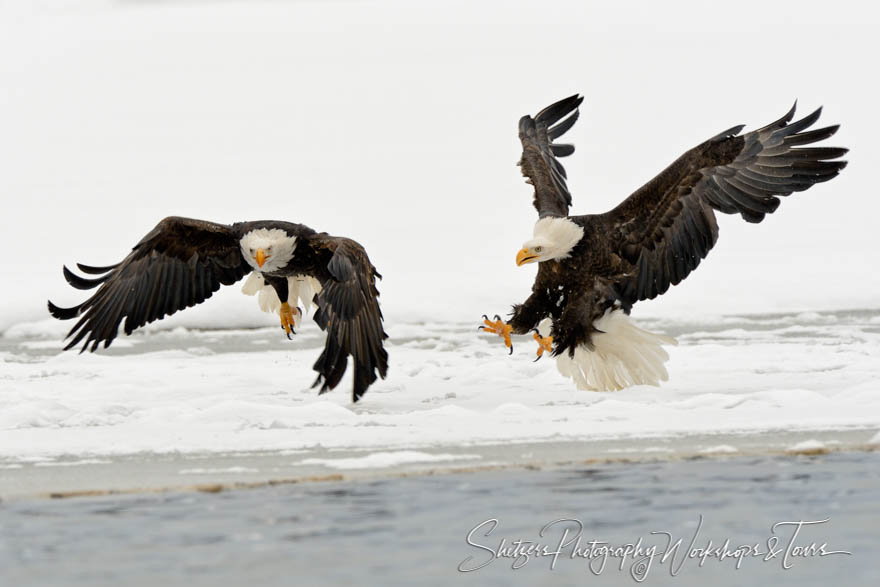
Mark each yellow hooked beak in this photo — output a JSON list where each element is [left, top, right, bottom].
[[256, 249, 268, 268], [516, 248, 538, 266]]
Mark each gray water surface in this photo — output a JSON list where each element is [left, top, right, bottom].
[[2, 451, 877, 587]]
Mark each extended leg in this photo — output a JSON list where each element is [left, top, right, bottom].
[[532, 331, 553, 362], [479, 314, 514, 354], [265, 276, 301, 340], [279, 302, 301, 339]]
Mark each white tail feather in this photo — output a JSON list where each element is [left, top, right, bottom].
[[543, 310, 678, 391], [241, 272, 322, 328]]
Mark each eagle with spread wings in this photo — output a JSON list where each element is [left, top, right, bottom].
[[49, 218, 388, 401], [481, 95, 847, 391]]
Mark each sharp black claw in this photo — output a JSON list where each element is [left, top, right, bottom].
[[533, 355, 542, 363], [508, 345, 514, 356], [494, 314, 502, 321], [481, 314, 489, 321], [478, 325, 485, 331]]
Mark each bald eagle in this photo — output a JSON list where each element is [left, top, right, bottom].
[[481, 95, 847, 391], [48, 217, 388, 401]]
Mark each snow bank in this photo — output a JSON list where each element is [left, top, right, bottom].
[[1, 311, 879, 463]]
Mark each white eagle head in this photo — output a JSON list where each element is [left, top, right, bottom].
[[240, 228, 297, 273], [516, 217, 584, 266]]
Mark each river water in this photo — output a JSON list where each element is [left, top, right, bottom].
[[2, 450, 877, 586]]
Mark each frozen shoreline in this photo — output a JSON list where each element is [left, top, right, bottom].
[[2, 428, 878, 501]]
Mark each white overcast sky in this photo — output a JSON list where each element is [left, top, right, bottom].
[[1, 0, 877, 330]]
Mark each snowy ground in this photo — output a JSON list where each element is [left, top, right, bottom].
[[2, 308, 879, 492]]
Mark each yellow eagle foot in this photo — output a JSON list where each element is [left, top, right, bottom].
[[532, 331, 553, 362], [479, 314, 514, 355], [279, 302, 301, 339]]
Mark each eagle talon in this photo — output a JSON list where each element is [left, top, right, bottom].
[[279, 302, 299, 338], [480, 314, 514, 353], [533, 331, 553, 361]]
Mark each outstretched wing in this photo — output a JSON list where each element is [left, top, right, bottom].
[[48, 216, 249, 351], [602, 103, 847, 306], [518, 94, 583, 218], [309, 236, 388, 402]]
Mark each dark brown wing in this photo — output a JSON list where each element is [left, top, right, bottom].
[[309, 236, 388, 402], [518, 94, 583, 218], [48, 216, 249, 351], [601, 103, 847, 306]]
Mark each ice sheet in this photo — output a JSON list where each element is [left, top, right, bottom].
[[1, 310, 878, 464]]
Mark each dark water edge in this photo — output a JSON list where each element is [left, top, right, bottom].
[[2, 451, 878, 587]]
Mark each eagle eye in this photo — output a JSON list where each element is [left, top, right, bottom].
[[534, 246, 544, 253]]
